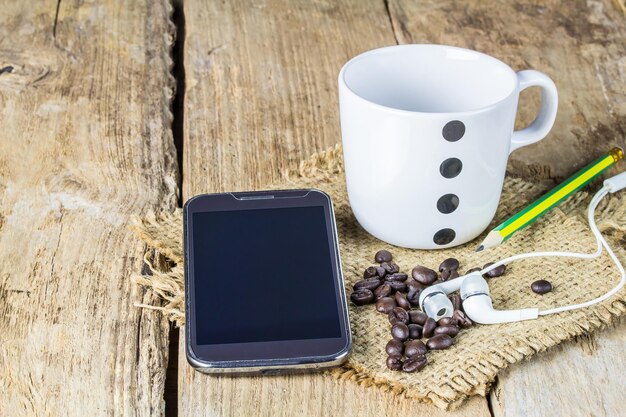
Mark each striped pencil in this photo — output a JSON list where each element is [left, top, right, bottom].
[[476, 147, 624, 252]]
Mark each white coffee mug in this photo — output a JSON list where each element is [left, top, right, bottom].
[[338, 44, 558, 249]]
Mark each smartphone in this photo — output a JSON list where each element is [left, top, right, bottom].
[[183, 189, 351, 374]]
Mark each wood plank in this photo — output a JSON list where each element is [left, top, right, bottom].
[[387, 0, 626, 415], [181, 0, 394, 192], [179, 359, 490, 416], [179, 0, 490, 415], [0, 1, 177, 415], [490, 322, 626, 417]]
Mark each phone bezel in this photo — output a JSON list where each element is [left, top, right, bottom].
[[183, 189, 351, 373]]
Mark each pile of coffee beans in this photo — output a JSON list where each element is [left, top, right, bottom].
[[350, 250, 508, 373]]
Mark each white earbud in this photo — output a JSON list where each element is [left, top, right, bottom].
[[460, 274, 538, 324], [419, 273, 539, 324], [418, 274, 472, 321]]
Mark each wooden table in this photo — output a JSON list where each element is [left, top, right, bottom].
[[1, 1, 624, 416]]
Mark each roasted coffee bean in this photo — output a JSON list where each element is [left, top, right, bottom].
[[353, 277, 381, 291], [406, 291, 421, 307], [385, 280, 407, 293], [385, 339, 404, 356], [422, 318, 437, 338], [376, 297, 396, 313], [439, 257, 459, 271], [439, 258, 460, 280], [350, 289, 374, 305], [363, 266, 378, 278], [408, 324, 423, 339], [453, 310, 473, 328], [402, 355, 427, 373], [434, 325, 460, 337], [391, 323, 410, 341], [411, 265, 438, 285], [389, 307, 410, 325], [387, 273, 408, 282], [375, 250, 393, 263], [442, 270, 460, 281], [437, 317, 457, 327], [406, 279, 425, 294], [409, 310, 428, 325], [449, 293, 462, 311], [466, 267, 481, 274], [394, 292, 411, 310], [386, 355, 403, 371], [404, 340, 428, 357], [427, 334, 454, 350], [381, 261, 400, 274], [483, 262, 506, 277], [531, 279, 553, 294], [406, 282, 424, 304], [375, 266, 387, 278], [374, 283, 392, 300]]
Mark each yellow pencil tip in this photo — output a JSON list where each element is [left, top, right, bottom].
[[475, 245, 484, 252]]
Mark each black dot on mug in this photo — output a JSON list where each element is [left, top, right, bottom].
[[433, 228, 456, 245], [439, 158, 463, 178], [442, 120, 465, 142], [437, 194, 460, 214]]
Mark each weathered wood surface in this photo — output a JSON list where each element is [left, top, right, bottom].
[[1, 0, 624, 416], [490, 321, 626, 417], [181, 0, 397, 192], [0, 1, 177, 416], [181, 0, 625, 416]]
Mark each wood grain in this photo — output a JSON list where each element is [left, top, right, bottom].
[[0, 1, 177, 415], [179, 0, 490, 415], [387, 1, 626, 416], [179, 348, 490, 416], [181, 0, 395, 192], [490, 321, 626, 417]]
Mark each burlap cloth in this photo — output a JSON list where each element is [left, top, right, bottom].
[[131, 145, 626, 410]]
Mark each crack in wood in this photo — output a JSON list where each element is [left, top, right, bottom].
[[45, 211, 64, 296], [7, 289, 31, 296], [383, 0, 400, 44], [164, 325, 179, 417], [207, 45, 225, 56], [53, 0, 61, 39], [486, 376, 498, 417], [172, 0, 186, 209], [135, 303, 143, 363], [163, 1, 186, 415]]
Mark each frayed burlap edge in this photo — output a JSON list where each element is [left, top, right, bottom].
[[129, 144, 626, 410]]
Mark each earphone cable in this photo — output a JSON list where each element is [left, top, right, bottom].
[[539, 187, 625, 315], [477, 186, 626, 316]]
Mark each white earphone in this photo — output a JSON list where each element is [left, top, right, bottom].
[[419, 171, 626, 325]]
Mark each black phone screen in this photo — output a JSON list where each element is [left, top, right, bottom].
[[191, 205, 342, 346]]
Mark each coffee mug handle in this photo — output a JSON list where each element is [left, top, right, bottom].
[[510, 70, 558, 154]]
